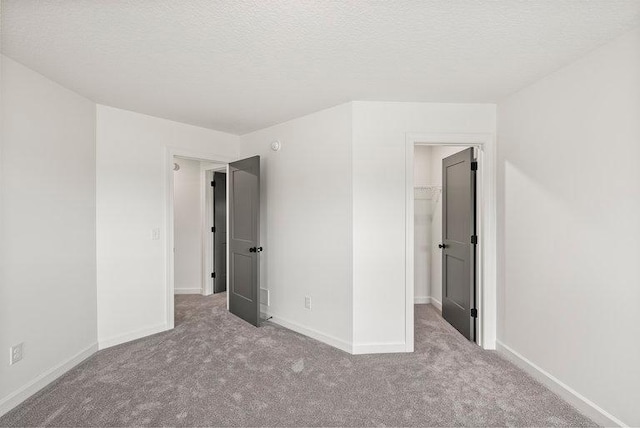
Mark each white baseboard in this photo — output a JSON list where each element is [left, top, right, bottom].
[[266, 314, 352, 354], [429, 297, 442, 311], [352, 342, 408, 354], [414, 296, 442, 311], [268, 313, 407, 356], [98, 323, 169, 350], [174, 287, 202, 295], [0, 342, 98, 418], [496, 340, 625, 427], [414, 296, 429, 304]]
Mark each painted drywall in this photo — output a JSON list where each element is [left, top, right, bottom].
[[239, 103, 353, 352], [429, 146, 469, 304], [413, 146, 432, 301], [497, 28, 640, 426], [173, 158, 202, 294], [352, 101, 496, 351], [413, 146, 432, 187], [0, 56, 97, 414], [96, 106, 239, 348]]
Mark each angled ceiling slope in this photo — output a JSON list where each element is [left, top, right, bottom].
[[2, 0, 640, 134]]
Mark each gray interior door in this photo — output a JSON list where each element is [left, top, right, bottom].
[[228, 156, 261, 327], [213, 171, 227, 293], [441, 147, 477, 341]]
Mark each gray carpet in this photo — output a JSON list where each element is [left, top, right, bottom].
[[0, 294, 594, 427]]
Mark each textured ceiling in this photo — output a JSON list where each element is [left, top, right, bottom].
[[2, 1, 640, 134]]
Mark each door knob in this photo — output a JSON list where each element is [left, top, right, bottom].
[[256, 247, 263, 252], [249, 247, 263, 253], [438, 243, 446, 249]]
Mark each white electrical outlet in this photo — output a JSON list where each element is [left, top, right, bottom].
[[304, 296, 311, 310], [151, 228, 160, 240], [10, 343, 23, 365]]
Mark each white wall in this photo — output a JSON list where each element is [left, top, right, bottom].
[[0, 56, 97, 414], [96, 106, 239, 348], [239, 103, 353, 352], [352, 101, 496, 352], [413, 146, 432, 186], [428, 146, 468, 304], [173, 158, 202, 294], [413, 146, 432, 302], [497, 28, 640, 426]]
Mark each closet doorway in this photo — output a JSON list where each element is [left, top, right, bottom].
[[405, 132, 496, 349]]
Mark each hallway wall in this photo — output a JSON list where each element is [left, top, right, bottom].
[[173, 158, 203, 294]]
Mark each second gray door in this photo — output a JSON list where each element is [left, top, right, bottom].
[[441, 147, 477, 341], [213, 171, 227, 293]]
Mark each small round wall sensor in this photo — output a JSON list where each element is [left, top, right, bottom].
[[270, 140, 281, 151]]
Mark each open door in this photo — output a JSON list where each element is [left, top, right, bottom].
[[441, 148, 477, 341], [213, 171, 227, 293], [228, 156, 261, 327]]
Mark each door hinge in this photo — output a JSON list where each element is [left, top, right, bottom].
[[211, 181, 215, 187], [211, 226, 215, 233], [471, 308, 478, 318], [211, 272, 216, 278], [471, 161, 478, 171], [471, 235, 478, 245]]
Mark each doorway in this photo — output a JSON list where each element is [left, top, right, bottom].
[[413, 146, 476, 340], [166, 149, 234, 330], [172, 157, 227, 303], [405, 133, 497, 350], [166, 149, 263, 330]]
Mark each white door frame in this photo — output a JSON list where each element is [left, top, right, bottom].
[[405, 133, 496, 350], [165, 147, 236, 329]]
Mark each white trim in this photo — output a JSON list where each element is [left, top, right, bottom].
[[0, 343, 98, 417], [166, 148, 236, 331], [496, 340, 626, 427], [429, 297, 442, 311], [405, 133, 497, 350], [98, 323, 168, 350], [174, 287, 202, 295], [267, 314, 352, 354], [414, 296, 442, 311], [352, 342, 407, 355]]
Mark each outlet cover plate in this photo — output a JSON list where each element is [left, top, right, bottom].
[[10, 343, 23, 365]]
